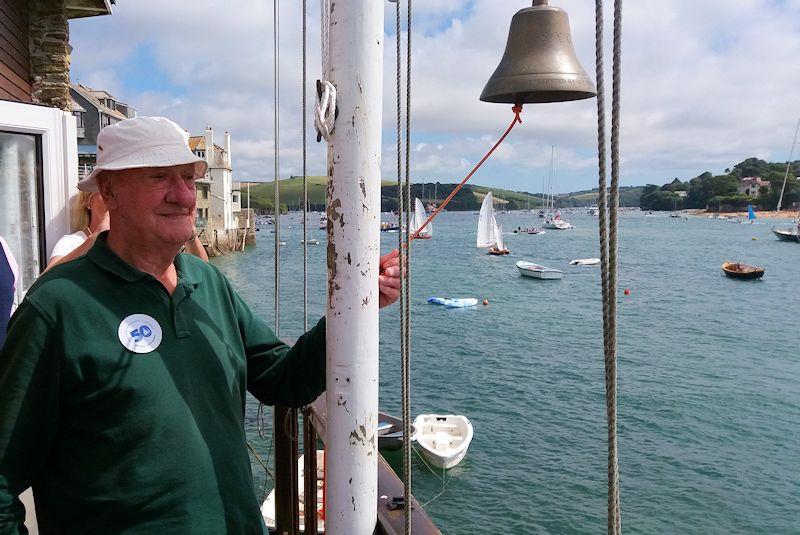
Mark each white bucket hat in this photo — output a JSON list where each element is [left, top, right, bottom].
[[77, 116, 208, 192]]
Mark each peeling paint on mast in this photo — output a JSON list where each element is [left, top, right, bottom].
[[324, 0, 383, 533]]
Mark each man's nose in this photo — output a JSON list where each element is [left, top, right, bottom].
[[166, 177, 196, 207]]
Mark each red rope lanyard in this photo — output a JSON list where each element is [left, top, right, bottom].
[[409, 104, 523, 242]]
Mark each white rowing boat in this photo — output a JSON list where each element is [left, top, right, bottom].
[[516, 261, 563, 279], [569, 258, 600, 266], [413, 414, 473, 470]]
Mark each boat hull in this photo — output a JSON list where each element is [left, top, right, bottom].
[[419, 445, 468, 470], [516, 261, 563, 279], [378, 411, 417, 451], [722, 262, 764, 280], [413, 414, 473, 470], [771, 227, 800, 242]]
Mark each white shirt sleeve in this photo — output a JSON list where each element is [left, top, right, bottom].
[[49, 231, 88, 260]]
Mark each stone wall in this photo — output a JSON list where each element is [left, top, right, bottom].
[[29, 0, 71, 111]]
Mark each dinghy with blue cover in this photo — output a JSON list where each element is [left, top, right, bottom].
[[427, 297, 479, 308]]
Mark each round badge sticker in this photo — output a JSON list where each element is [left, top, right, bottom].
[[118, 314, 163, 354]]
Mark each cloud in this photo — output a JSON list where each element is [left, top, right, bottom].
[[69, 0, 800, 192]]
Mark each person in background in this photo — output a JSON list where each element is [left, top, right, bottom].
[[0, 116, 400, 533], [47, 189, 208, 272], [0, 237, 18, 347], [46, 191, 109, 271]]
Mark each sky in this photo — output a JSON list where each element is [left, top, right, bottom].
[[69, 0, 800, 194]]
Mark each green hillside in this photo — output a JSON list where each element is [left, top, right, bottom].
[[246, 176, 641, 213]]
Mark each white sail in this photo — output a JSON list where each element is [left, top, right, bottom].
[[495, 223, 505, 251], [414, 198, 431, 236], [477, 192, 495, 248]]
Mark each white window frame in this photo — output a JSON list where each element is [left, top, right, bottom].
[[0, 100, 78, 260]]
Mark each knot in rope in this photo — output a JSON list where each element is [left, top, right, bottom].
[[512, 103, 523, 123], [314, 80, 337, 142]]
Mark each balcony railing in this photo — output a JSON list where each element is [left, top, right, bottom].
[[270, 396, 441, 535]]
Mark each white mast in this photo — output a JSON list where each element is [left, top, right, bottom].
[[325, 1, 383, 533], [777, 117, 800, 213]]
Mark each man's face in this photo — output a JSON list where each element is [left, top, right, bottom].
[[100, 164, 198, 247]]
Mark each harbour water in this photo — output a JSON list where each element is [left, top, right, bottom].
[[213, 210, 800, 534]]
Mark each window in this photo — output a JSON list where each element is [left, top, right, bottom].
[[73, 111, 84, 128], [232, 193, 239, 203], [0, 101, 77, 299], [0, 131, 45, 298]]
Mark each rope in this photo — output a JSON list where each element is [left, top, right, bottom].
[[402, 1, 413, 533], [247, 440, 275, 482], [411, 445, 452, 508], [409, 105, 523, 242], [302, 0, 308, 332], [273, 0, 281, 338], [394, 2, 413, 533], [320, 0, 330, 79], [314, 81, 337, 142], [596, 1, 623, 533]]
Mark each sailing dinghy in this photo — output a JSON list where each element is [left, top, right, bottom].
[[413, 414, 473, 470], [477, 192, 509, 255], [412, 198, 432, 239]]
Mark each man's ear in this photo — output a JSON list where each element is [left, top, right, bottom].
[[96, 172, 117, 210]]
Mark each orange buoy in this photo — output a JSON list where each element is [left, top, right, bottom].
[[482, 298, 489, 305], [624, 288, 631, 295]]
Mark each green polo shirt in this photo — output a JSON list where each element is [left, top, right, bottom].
[[0, 233, 326, 534]]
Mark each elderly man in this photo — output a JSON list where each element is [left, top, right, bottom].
[[0, 117, 401, 534]]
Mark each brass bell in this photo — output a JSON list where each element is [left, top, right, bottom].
[[480, 0, 596, 104]]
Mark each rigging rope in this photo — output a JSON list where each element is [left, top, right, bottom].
[[402, 1, 413, 534], [595, 1, 623, 533], [302, 0, 308, 332], [394, 1, 413, 533], [273, 0, 281, 338]]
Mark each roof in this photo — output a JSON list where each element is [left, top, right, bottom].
[[70, 84, 128, 121], [65, 0, 115, 20], [90, 89, 115, 100], [71, 98, 86, 113], [741, 176, 770, 185], [188, 136, 224, 152]]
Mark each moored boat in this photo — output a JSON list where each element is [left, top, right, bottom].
[[771, 226, 800, 242], [378, 411, 417, 451], [427, 297, 479, 308], [722, 262, 764, 280], [569, 258, 600, 266], [262, 450, 325, 533], [413, 414, 473, 470], [516, 261, 564, 279]]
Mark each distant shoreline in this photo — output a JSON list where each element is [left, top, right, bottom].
[[688, 209, 799, 220]]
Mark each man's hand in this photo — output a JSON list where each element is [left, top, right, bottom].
[[378, 249, 401, 308]]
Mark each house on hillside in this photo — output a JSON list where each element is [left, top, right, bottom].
[[70, 83, 136, 176], [738, 176, 771, 197]]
